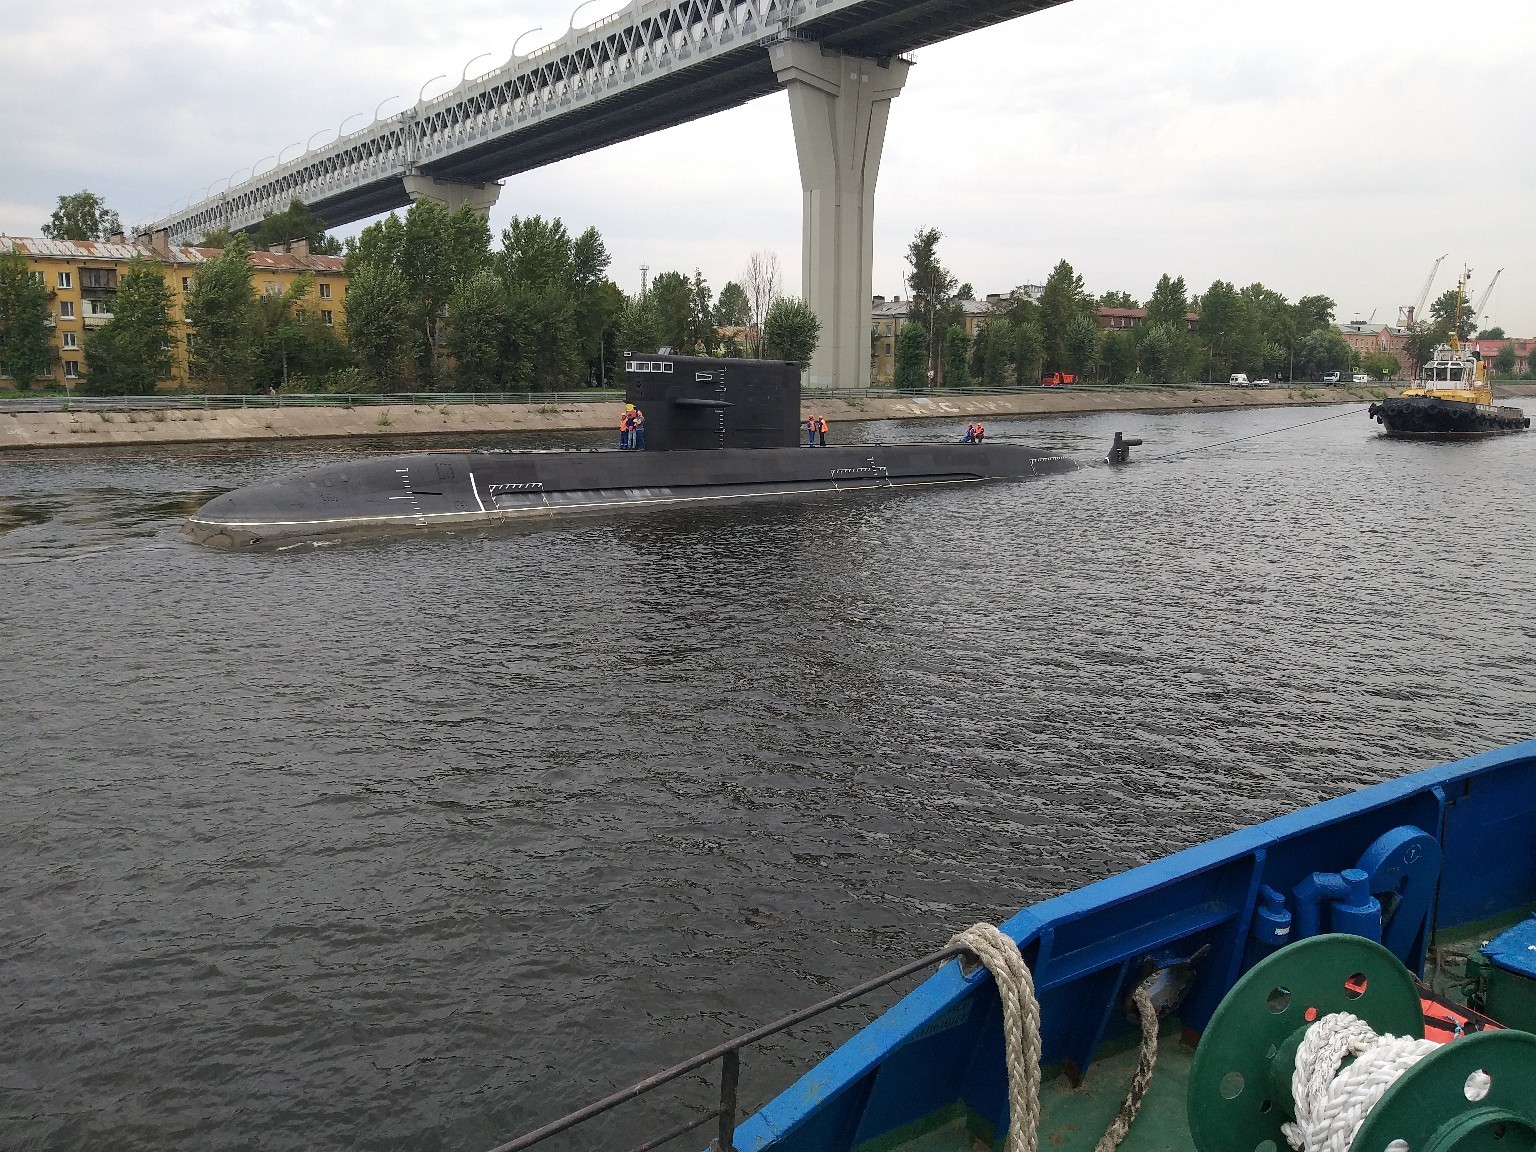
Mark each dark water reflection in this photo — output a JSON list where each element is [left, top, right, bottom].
[[2, 405, 1533, 1150]]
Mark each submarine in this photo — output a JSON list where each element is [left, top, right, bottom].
[[183, 354, 1083, 549]]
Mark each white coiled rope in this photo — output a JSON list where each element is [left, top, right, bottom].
[[947, 923, 1161, 1152], [1281, 1011, 1487, 1152]]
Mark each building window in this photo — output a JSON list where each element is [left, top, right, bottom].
[[28, 271, 44, 285], [89, 298, 113, 315], [64, 360, 80, 379], [319, 282, 332, 299], [264, 281, 281, 296], [182, 277, 193, 293], [81, 268, 117, 290], [58, 271, 73, 289], [884, 342, 892, 356], [62, 331, 78, 349], [321, 310, 334, 326], [59, 301, 75, 319]]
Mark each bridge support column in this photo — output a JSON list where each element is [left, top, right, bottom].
[[401, 172, 503, 216], [771, 40, 909, 390]]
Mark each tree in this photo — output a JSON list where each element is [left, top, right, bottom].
[[1196, 279, 1243, 380], [1098, 290, 1139, 309], [446, 271, 511, 391], [763, 296, 820, 366], [1039, 259, 1089, 373], [1101, 329, 1137, 385], [1402, 323, 1440, 378], [1478, 326, 1506, 339], [1145, 274, 1191, 329], [1138, 322, 1177, 383], [1428, 288, 1475, 341], [977, 317, 1015, 389], [1295, 328, 1352, 379], [686, 269, 715, 355], [905, 228, 957, 375], [343, 263, 413, 391], [1012, 320, 1044, 388], [349, 199, 491, 387], [893, 322, 928, 391], [1063, 313, 1102, 380], [1145, 274, 1196, 383], [1359, 351, 1401, 380], [569, 227, 620, 384], [714, 281, 750, 327], [255, 199, 342, 255], [942, 324, 972, 387], [0, 248, 53, 389], [618, 292, 662, 360], [742, 251, 782, 358], [185, 236, 257, 392], [81, 258, 172, 395], [1492, 344, 1518, 378], [42, 191, 121, 241], [251, 272, 351, 393], [199, 227, 238, 249], [646, 270, 692, 353]]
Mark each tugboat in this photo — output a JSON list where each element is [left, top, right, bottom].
[[1368, 273, 1529, 438]]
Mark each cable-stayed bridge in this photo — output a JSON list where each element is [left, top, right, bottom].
[[149, 0, 1070, 388]]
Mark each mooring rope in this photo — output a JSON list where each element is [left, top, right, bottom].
[[1138, 404, 1371, 466], [1280, 1011, 1470, 1152], [947, 923, 1162, 1152]]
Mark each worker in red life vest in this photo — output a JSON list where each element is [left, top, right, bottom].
[[806, 413, 818, 447], [974, 422, 986, 443], [619, 406, 634, 450], [631, 407, 646, 451], [816, 415, 828, 447]]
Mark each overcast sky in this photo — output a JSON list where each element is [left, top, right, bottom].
[[2, 0, 1531, 332]]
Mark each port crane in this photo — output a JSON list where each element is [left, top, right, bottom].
[[1471, 268, 1503, 331], [1399, 254, 1448, 327]]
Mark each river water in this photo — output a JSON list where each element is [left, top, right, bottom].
[[2, 403, 1533, 1151]]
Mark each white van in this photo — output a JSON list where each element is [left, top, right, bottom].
[[1351, 373, 1369, 384], [1229, 373, 1251, 386]]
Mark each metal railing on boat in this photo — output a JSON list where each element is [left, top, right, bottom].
[[487, 943, 972, 1152]]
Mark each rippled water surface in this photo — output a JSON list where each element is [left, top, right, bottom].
[[3, 405, 1533, 1151]]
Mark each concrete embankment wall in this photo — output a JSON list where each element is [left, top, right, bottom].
[[1, 385, 1398, 451]]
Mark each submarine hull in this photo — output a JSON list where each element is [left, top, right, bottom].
[[182, 443, 1076, 549]]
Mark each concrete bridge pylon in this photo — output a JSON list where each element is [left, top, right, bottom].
[[771, 40, 909, 390], [401, 172, 504, 216]]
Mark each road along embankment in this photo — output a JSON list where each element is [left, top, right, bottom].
[[0, 385, 1401, 451]]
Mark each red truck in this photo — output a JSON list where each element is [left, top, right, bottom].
[[1041, 371, 1076, 387]]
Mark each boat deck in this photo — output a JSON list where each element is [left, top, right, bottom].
[[869, 908, 1534, 1152]]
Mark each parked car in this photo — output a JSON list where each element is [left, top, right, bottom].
[[1322, 371, 1341, 384], [1229, 373, 1251, 386], [1254, 378, 1271, 386]]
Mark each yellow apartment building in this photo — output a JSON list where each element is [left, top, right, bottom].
[[869, 290, 1040, 384], [0, 231, 347, 390]]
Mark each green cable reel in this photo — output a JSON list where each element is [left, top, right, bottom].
[[1189, 933, 1536, 1152], [1189, 934, 1431, 1152]]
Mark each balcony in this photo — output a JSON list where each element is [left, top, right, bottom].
[[83, 312, 114, 328]]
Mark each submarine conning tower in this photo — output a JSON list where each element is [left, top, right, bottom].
[[623, 354, 802, 451]]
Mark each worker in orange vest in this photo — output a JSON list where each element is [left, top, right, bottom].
[[806, 413, 818, 447], [974, 422, 986, 443], [816, 415, 829, 447], [620, 405, 635, 449]]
